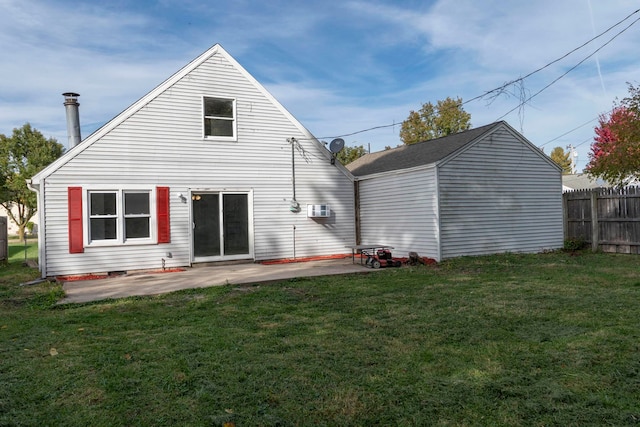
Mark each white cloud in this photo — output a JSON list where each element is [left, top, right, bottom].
[[344, 0, 640, 166], [0, 0, 638, 170]]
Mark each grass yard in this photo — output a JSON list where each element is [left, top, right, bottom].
[[7, 239, 38, 263], [1, 251, 639, 426]]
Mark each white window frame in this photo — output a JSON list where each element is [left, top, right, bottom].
[[83, 187, 157, 247], [202, 96, 237, 141], [123, 190, 153, 240], [88, 190, 118, 242]]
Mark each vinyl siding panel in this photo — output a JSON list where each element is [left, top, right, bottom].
[[358, 166, 439, 260], [40, 49, 354, 277], [438, 128, 563, 259]]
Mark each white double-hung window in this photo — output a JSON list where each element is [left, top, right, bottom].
[[89, 192, 117, 241], [87, 189, 153, 245], [203, 97, 236, 140], [123, 191, 151, 239]]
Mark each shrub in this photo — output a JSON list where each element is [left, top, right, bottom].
[[564, 238, 587, 252]]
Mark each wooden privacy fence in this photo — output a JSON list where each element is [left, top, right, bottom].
[[0, 217, 7, 261], [564, 186, 640, 253]]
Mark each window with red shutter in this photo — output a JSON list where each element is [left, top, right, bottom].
[[69, 187, 166, 248]]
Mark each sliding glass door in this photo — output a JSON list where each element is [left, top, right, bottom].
[[192, 192, 251, 261]]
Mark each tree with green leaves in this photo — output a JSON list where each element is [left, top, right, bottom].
[[337, 144, 367, 165], [0, 123, 64, 239], [399, 97, 471, 145], [550, 146, 572, 174], [586, 83, 640, 186]]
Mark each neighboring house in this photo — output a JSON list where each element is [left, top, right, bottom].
[[347, 121, 564, 261], [29, 44, 355, 278], [0, 204, 38, 236], [562, 173, 609, 192]]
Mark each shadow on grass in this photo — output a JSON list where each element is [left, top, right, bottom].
[[7, 241, 37, 262]]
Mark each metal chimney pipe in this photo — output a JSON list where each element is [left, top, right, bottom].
[[62, 92, 81, 148]]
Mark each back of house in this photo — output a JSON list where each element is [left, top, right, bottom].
[[30, 44, 355, 278]]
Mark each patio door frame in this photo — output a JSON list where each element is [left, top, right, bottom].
[[189, 189, 254, 263]]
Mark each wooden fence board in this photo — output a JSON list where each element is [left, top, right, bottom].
[[0, 217, 7, 261], [564, 187, 640, 253]]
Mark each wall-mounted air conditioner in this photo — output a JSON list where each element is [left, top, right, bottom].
[[307, 204, 330, 218]]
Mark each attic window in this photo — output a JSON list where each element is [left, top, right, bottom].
[[204, 97, 236, 139]]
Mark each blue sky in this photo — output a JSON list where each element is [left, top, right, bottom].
[[1, 0, 639, 171]]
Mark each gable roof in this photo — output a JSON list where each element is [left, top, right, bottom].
[[562, 173, 609, 191], [346, 122, 501, 177], [30, 44, 324, 186]]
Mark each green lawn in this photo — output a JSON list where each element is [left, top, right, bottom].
[[1, 251, 639, 426], [7, 239, 38, 263]]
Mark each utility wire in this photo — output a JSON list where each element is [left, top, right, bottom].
[[495, 14, 640, 121], [574, 135, 595, 148], [314, 8, 640, 144], [539, 117, 598, 147], [467, 8, 640, 105], [317, 123, 397, 140], [539, 102, 625, 148]]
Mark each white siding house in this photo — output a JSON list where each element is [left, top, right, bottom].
[[29, 44, 355, 278], [348, 121, 563, 261]]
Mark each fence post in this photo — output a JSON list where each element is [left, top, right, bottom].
[[591, 190, 599, 252], [0, 217, 6, 261], [562, 193, 568, 241]]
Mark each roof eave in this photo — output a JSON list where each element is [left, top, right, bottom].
[[352, 162, 437, 180]]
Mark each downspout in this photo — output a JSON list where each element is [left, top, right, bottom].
[[288, 137, 300, 259], [354, 179, 361, 245], [435, 166, 442, 262], [287, 137, 300, 213], [291, 137, 296, 202], [27, 178, 46, 278]]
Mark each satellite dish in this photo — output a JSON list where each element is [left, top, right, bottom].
[[329, 138, 345, 154]]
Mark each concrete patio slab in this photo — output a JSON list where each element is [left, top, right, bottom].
[[59, 257, 374, 304]]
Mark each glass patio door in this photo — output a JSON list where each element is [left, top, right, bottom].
[[192, 192, 250, 261]]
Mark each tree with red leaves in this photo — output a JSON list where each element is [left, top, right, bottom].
[[586, 84, 640, 186]]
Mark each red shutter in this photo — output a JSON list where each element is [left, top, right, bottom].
[[157, 187, 170, 244], [68, 187, 84, 253]]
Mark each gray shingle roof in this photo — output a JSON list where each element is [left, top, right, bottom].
[[562, 173, 609, 190], [346, 121, 502, 177]]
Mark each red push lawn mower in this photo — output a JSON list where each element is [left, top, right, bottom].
[[363, 247, 402, 268]]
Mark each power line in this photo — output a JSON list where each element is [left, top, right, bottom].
[[466, 8, 640, 105], [309, 8, 640, 144], [574, 135, 596, 148], [495, 14, 640, 121], [539, 104, 624, 148], [317, 122, 397, 140], [540, 117, 598, 147]]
